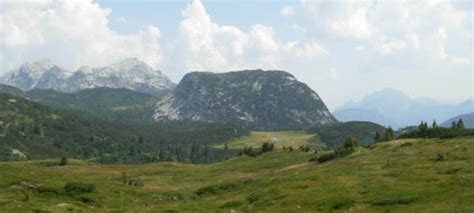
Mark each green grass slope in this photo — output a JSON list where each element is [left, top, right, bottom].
[[214, 131, 320, 150], [1, 137, 472, 212], [310, 121, 386, 149]]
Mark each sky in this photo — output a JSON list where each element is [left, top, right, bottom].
[[0, 0, 473, 110]]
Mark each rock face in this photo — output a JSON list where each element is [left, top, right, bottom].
[[154, 70, 337, 130], [0, 58, 174, 95]]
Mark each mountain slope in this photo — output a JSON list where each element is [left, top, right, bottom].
[[25, 87, 160, 123], [309, 121, 385, 149], [154, 70, 337, 130], [0, 58, 174, 95], [334, 88, 473, 128], [1, 136, 472, 212], [0, 84, 160, 123], [0, 93, 247, 163], [441, 112, 474, 128]]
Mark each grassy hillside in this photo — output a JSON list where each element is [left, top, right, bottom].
[[441, 112, 474, 128], [214, 131, 321, 150], [1, 136, 472, 212], [309, 121, 385, 149]]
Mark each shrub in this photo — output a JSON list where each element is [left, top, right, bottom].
[[58, 156, 68, 166], [128, 179, 144, 187], [371, 197, 417, 206], [311, 139, 358, 163], [195, 182, 239, 196], [36, 186, 61, 195], [343, 138, 359, 148], [400, 142, 413, 147], [64, 182, 96, 194], [261, 142, 274, 153], [436, 153, 445, 162]]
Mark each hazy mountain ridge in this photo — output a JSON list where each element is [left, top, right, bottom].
[[0, 58, 175, 95], [154, 70, 337, 130], [441, 112, 474, 128], [334, 88, 473, 128]]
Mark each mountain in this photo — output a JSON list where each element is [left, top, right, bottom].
[[0, 84, 25, 96], [0, 84, 160, 123], [154, 70, 337, 130], [0, 58, 175, 95], [333, 88, 474, 128], [441, 112, 474, 128], [26, 87, 161, 123]]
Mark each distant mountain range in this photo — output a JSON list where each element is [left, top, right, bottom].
[[154, 70, 337, 130], [441, 112, 474, 128], [0, 58, 175, 96], [333, 88, 473, 129]]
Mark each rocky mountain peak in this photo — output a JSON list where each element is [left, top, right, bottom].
[[154, 70, 337, 130], [0, 59, 174, 95]]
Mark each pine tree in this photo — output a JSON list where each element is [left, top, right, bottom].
[[374, 131, 382, 142], [457, 118, 465, 129], [384, 127, 394, 141], [59, 156, 68, 166], [451, 121, 457, 129], [432, 120, 438, 128]]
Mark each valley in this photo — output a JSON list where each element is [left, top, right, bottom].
[[1, 1, 473, 212]]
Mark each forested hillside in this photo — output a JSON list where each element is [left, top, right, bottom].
[[0, 94, 248, 163]]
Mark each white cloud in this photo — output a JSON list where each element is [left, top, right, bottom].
[[329, 67, 339, 81], [281, 5, 295, 16], [431, 28, 448, 60], [0, 0, 163, 71], [452, 57, 472, 65], [175, 0, 327, 73]]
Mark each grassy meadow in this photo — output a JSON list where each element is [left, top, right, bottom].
[[0, 136, 473, 212], [214, 131, 317, 150]]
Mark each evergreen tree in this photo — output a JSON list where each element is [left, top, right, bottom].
[[343, 137, 359, 148], [59, 156, 68, 166], [451, 121, 457, 129], [261, 142, 274, 153], [384, 127, 394, 141], [374, 131, 382, 142], [432, 120, 438, 128], [457, 118, 465, 129]]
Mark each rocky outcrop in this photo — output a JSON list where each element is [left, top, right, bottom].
[[0, 58, 174, 95], [154, 70, 337, 130]]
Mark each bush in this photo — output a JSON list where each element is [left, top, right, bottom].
[[371, 197, 417, 206], [261, 142, 274, 153], [36, 186, 61, 195], [58, 156, 68, 166], [315, 152, 337, 163], [312, 138, 358, 163], [128, 179, 144, 187], [64, 182, 96, 194], [195, 182, 239, 196], [343, 138, 359, 148], [400, 142, 413, 147]]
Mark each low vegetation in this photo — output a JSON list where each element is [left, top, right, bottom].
[[398, 119, 474, 139], [0, 136, 472, 212], [308, 121, 385, 149]]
